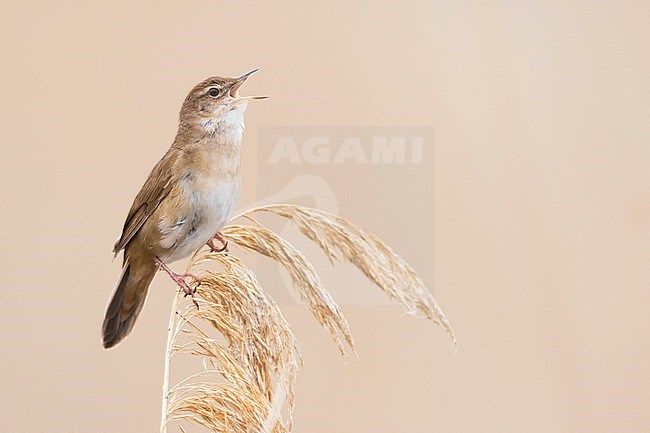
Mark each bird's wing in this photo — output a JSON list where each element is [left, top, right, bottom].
[[113, 148, 181, 255]]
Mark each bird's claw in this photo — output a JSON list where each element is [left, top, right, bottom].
[[156, 257, 201, 309], [214, 241, 228, 253], [207, 232, 229, 253]]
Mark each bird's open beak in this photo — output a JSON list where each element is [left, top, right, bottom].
[[229, 69, 268, 100]]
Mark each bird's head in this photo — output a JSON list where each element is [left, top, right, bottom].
[[179, 69, 267, 135]]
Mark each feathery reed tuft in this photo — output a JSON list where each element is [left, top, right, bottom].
[[235, 205, 455, 343], [161, 204, 454, 433], [222, 224, 354, 356], [161, 254, 300, 433]]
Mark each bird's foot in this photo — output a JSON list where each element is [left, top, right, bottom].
[[207, 232, 229, 253], [155, 257, 200, 309]]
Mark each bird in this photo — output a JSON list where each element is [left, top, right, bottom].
[[102, 70, 267, 349]]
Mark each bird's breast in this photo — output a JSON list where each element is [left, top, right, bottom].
[[157, 172, 241, 262], [193, 175, 241, 227]]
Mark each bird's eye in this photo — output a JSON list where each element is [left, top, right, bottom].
[[208, 87, 220, 97]]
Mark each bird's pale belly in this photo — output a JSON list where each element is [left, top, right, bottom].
[[156, 176, 240, 263]]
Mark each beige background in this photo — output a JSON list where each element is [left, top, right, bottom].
[[1, 1, 649, 432]]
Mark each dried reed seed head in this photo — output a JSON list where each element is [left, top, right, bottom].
[[164, 255, 300, 433], [162, 204, 455, 433], [236, 204, 456, 344], [221, 224, 355, 355]]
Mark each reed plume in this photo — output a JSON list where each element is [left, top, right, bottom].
[[160, 204, 455, 433]]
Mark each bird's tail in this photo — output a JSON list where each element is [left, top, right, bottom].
[[102, 257, 156, 349]]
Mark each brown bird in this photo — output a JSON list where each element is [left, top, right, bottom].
[[102, 70, 266, 349]]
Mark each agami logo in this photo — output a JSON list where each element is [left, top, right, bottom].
[[266, 136, 425, 164]]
